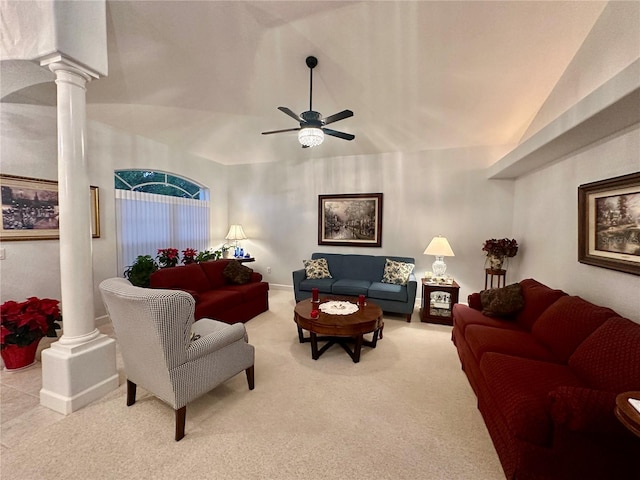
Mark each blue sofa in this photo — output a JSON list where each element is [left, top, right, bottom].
[[292, 253, 417, 321]]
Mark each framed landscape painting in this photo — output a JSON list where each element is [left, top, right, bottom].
[[578, 172, 640, 275], [1, 174, 100, 240], [318, 193, 383, 247]]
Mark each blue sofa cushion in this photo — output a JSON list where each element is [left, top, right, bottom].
[[368, 281, 408, 302], [331, 279, 371, 296], [299, 278, 336, 293]]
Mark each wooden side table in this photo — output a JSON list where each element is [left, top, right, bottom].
[[615, 391, 640, 437], [485, 268, 506, 289], [420, 279, 460, 326]]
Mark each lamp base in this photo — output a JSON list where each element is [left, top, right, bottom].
[[432, 256, 447, 277]]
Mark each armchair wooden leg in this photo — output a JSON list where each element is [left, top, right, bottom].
[[175, 406, 186, 441], [126, 379, 137, 406], [245, 365, 255, 390]]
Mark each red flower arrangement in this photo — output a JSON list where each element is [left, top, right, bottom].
[[1, 297, 62, 348], [157, 248, 180, 268], [181, 248, 198, 265], [482, 238, 519, 258]]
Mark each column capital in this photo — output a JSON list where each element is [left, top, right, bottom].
[[39, 52, 100, 82]]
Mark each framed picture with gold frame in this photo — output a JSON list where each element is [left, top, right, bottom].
[[0, 174, 100, 241], [578, 172, 640, 275]]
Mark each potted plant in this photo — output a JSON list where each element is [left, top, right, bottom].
[[221, 244, 232, 259], [124, 255, 159, 287], [157, 248, 180, 268], [194, 249, 220, 263], [182, 248, 198, 265], [1, 297, 62, 370], [482, 238, 519, 270]]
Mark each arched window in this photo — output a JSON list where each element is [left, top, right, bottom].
[[114, 170, 210, 275]]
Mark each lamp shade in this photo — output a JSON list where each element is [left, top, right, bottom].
[[298, 127, 324, 147], [225, 225, 247, 241], [424, 236, 455, 257]]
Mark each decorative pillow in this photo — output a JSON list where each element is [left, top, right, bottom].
[[381, 259, 415, 285], [223, 260, 253, 284], [480, 283, 525, 317], [303, 258, 332, 279]]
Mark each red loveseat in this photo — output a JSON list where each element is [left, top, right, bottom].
[[149, 259, 269, 324], [452, 278, 640, 480]]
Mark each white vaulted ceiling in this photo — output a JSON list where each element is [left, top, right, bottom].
[[2, 1, 608, 165]]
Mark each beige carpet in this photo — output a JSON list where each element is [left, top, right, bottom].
[[1, 290, 504, 479]]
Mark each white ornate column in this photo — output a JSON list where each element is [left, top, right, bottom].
[[39, 55, 118, 414]]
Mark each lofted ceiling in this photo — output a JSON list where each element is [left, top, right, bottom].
[[2, 1, 608, 165]]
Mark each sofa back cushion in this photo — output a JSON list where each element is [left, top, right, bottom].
[[569, 317, 640, 392], [199, 259, 232, 289], [149, 263, 210, 293], [531, 296, 616, 363], [514, 278, 567, 330], [311, 253, 415, 283]]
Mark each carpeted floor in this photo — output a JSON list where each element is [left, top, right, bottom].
[[0, 289, 504, 479]]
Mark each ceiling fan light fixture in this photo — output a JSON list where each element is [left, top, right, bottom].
[[298, 127, 324, 147]]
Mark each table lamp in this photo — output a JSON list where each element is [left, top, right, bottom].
[[225, 224, 247, 254], [424, 235, 455, 278]]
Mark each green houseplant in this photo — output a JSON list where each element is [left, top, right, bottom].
[[124, 255, 159, 287]]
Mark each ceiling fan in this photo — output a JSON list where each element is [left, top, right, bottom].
[[262, 56, 354, 148]]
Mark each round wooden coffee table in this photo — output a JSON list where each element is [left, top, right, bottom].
[[294, 297, 383, 363]]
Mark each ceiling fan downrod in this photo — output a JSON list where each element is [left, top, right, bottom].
[[306, 56, 317, 113]]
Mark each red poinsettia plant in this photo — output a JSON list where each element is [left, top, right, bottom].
[[482, 238, 519, 258], [181, 248, 198, 265], [157, 248, 180, 268], [1, 297, 62, 349]]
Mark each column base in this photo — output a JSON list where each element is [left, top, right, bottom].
[[40, 333, 118, 414]]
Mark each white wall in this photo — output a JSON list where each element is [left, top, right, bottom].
[[0, 101, 229, 317], [512, 126, 640, 322], [508, 0, 640, 322], [226, 145, 514, 301], [521, 1, 640, 142]]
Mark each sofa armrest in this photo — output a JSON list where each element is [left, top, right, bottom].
[[292, 268, 306, 283], [406, 274, 418, 304], [250, 272, 263, 282], [549, 386, 628, 435]]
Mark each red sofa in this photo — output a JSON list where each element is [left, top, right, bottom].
[[149, 259, 269, 324], [452, 278, 640, 480]]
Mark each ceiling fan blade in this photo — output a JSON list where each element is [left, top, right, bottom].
[[262, 127, 301, 135], [278, 107, 302, 122], [323, 128, 355, 141], [323, 109, 353, 126]]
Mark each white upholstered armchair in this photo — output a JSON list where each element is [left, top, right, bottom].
[[99, 277, 255, 441]]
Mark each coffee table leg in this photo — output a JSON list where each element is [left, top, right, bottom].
[[352, 335, 363, 363], [310, 332, 319, 360], [297, 326, 305, 343]]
